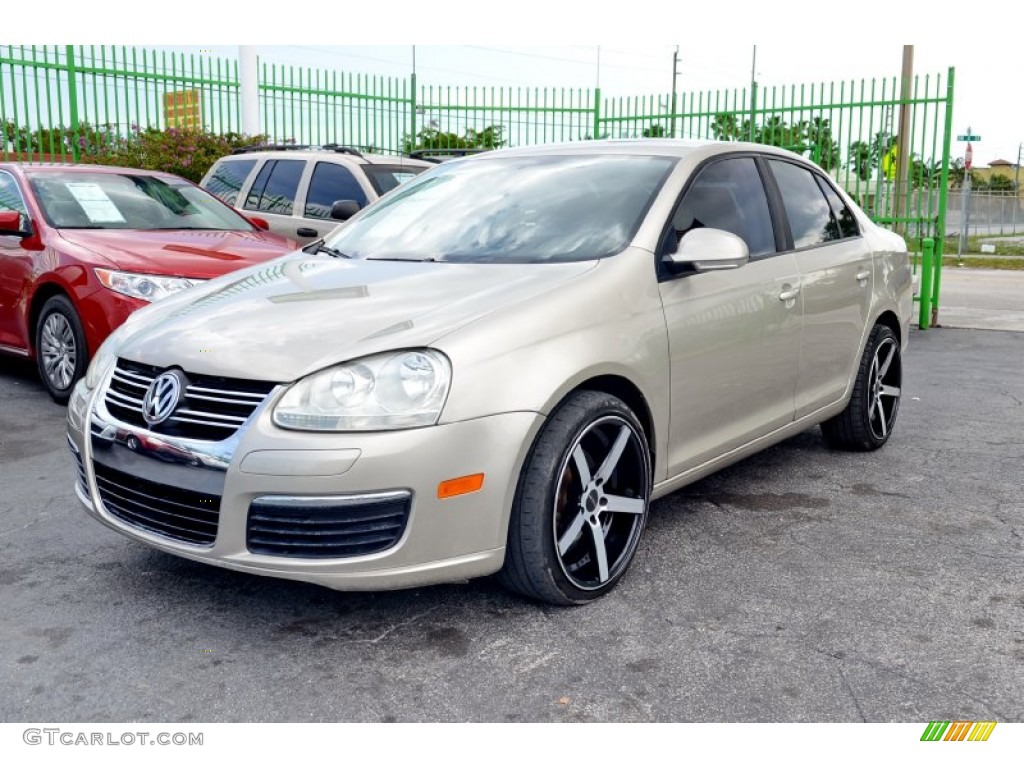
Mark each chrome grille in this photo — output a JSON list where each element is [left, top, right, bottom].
[[105, 359, 276, 442], [247, 493, 411, 559], [94, 462, 219, 546]]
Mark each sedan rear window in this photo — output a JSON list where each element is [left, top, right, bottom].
[[326, 155, 677, 263]]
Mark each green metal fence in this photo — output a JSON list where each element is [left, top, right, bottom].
[[1, 45, 952, 324]]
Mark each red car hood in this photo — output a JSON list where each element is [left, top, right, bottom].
[[57, 228, 297, 278]]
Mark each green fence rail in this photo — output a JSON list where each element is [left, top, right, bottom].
[[1, 45, 952, 324]]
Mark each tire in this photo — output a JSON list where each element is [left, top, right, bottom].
[[35, 295, 88, 404], [499, 390, 652, 605], [821, 324, 902, 451]]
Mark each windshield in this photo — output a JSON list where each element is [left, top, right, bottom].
[[324, 154, 676, 263], [28, 171, 257, 231]]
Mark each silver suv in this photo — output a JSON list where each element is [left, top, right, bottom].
[[201, 144, 433, 244]]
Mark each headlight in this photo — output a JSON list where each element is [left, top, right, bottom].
[[95, 268, 203, 302], [273, 350, 452, 431]]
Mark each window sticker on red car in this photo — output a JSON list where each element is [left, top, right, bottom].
[[65, 183, 126, 224]]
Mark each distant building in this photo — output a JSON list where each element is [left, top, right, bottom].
[[973, 159, 1020, 193]]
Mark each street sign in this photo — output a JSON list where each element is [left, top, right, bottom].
[[957, 134, 981, 141], [965, 143, 973, 170]]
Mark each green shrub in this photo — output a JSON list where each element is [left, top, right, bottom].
[[90, 126, 266, 183]]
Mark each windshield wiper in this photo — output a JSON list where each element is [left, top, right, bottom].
[[302, 240, 351, 259]]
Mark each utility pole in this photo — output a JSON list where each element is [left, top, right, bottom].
[[1015, 142, 1022, 234], [749, 45, 757, 142], [670, 46, 679, 139], [893, 45, 914, 237]]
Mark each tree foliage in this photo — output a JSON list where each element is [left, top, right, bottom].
[[847, 132, 896, 181], [3, 121, 264, 182], [402, 124, 505, 154], [984, 173, 1015, 194], [642, 124, 666, 138], [91, 126, 266, 183], [710, 113, 841, 171], [2, 120, 119, 157]]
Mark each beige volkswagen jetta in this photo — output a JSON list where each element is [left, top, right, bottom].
[[67, 139, 912, 605]]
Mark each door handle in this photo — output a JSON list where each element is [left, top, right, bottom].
[[778, 286, 800, 302], [297, 227, 319, 238], [856, 270, 871, 282]]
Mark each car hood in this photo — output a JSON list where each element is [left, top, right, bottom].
[[115, 254, 598, 382], [57, 228, 296, 278]]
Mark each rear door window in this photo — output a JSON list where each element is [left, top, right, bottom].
[[205, 159, 256, 206], [244, 159, 305, 216], [767, 159, 839, 249], [815, 175, 860, 239]]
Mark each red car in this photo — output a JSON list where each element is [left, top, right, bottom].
[[0, 163, 297, 401]]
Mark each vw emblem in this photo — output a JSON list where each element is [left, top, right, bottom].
[[142, 371, 184, 426]]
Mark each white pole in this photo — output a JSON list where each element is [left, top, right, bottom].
[[239, 46, 260, 137]]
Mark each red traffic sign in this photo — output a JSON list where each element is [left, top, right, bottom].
[[965, 143, 973, 170]]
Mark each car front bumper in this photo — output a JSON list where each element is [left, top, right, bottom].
[[67, 378, 543, 591]]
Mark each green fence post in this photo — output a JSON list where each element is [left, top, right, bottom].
[[932, 67, 955, 327], [65, 45, 80, 162], [593, 87, 601, 140], [918, 238, 934, 330]]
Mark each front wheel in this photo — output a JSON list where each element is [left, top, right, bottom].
[[499, 390, 652, 605], [35, 295, 88, 404], [821, 324, 902, 451]]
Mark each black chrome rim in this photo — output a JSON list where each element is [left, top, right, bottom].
[[552, 415, 649, 591], [868, 337, 901, 440]]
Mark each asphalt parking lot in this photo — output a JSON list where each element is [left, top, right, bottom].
[[1, 324, 1022, 723]]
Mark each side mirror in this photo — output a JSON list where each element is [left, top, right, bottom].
[[330, 200, 361, 221], [248, 216, 271, 231], [0, 210, 31, 237], [668, 228, 750, 272]]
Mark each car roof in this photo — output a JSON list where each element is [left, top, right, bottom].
[[0, 162, 182, 179], [460, 138, 813, 165], [220, 147, 433, 169]]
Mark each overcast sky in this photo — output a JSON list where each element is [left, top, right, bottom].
[[55, 1, 1024, 166]]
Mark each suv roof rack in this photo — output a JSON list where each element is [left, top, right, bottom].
[[231, 143, 366, 158], [408, 147, 489, 163]]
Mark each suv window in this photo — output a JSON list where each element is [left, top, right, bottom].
[[363, 164, 427, 195], [304, 162, 368, 218], [768, 159, 840, 249], [671, 157, 775, 258], [205, 159, 256, 206], [244, 159, 305, 216]]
